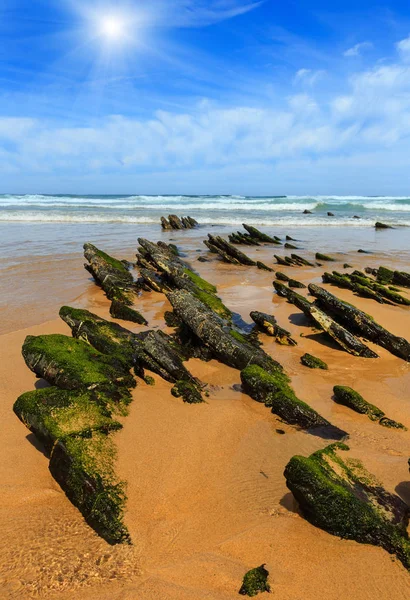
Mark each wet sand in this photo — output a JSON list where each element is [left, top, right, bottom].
[[1, 228, 410, 599]]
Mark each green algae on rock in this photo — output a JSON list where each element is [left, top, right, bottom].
[[309, 284, 410, 361], [284, 443, 410, 571], [110, 300, 148, 325], [22, 333, 135, 391], [13, 387, 122, 452], [50, 432, 130, 545], [240, 364, 344, 435], [171, 380, 204, 404], [239, 564, 270, 597], [84, 243, 136, 305], [316, 252, 335, 262], [333, 385, 406, 429], [301, 353, 328, 370]]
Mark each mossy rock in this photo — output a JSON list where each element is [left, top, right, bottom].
[[87, 245, 131, 275], [377, 266, 394, 285], [22, 334, 135, 391], [284, 443, 410, 570], [275, 271, 289, 282], [13, 387, 122, 452], [316, 252, 335, 262], [50, 432, 130, 545], [110, 300, 148, 325], [333, 385, 384, 421], [301, 353, 328, 370], [288, 278, 306, 289], [239, 564, 270, 596], [193, 288, 232, 320], [171, 380, 203, 404], [241, 364, 332, 430]]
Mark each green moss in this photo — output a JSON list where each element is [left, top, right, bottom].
[[50, 432, 130, 545], [301, 353, 328, 370], [284, 444, 410, 570], [109, 300, 148, 324], [13, 387, 122, 452], [379, 417, 407, 430], [183, 268, 217, 294], [316, 252, 335, 262], [144, 375, 155, 386], [333, 385, 384, 421], [171, 380, 203, 404], [90, 245, 130, 274], [241, 365, 330, 429], [229, 329, 249, 344], [239, 565, 270, 597], [22, 334, 135, 390], [377, 266, 394, 285], [193, 289, 232, 320]]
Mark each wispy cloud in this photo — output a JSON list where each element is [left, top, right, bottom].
[[397, 35, 410, 62], [293, 68, 325, 86], [343, 41, 373, 57]]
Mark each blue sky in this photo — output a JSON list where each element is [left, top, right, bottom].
[[1, 0, 410, 194]]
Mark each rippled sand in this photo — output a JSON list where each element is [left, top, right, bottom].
[[1, 228, 410, 599]]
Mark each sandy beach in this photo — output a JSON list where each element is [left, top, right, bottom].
[[1, 222, 410, 599]]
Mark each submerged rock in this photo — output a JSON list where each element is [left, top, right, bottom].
[[284, 443, 410, 571], [375, 221, 394, 229], [239, 564, 270, 597], [301, 353, 328, 370]]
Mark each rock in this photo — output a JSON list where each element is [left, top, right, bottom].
[[171, 380, 204, 404], [358, 249, 371, 254], [84, 243, 136, 305], [242, 224, 280, 244], [275, 271, 290, 282], [110, 300, 148, 325], [273, 282, 378, 358], [322, 271, 410, 306], [375, 221, 394, 229], [309, 284, 410, 361], [316, 252, 335, 262], [286, 235, 296, 241], [377, 266, 394, 284], [303, 209, 312, 214], [274, 254, 293, 267], [60, 306, 200, 388], [343, 263, 352, 269], [161, 216, 172, 230], [288, 278, 306, 289], [333, 385, 406, 429], [250, 311, 297, 345], [241, 365, 344, 435], [327, 212, 335, 216], [291, 254, 315, 267], [301, 353, 328, 370], [239, 564, 270, 597], [50, 432, 130, 545], [168, 289, 282, 374], [284, 242, 298, 249], [168, 214, 184, 229], [206, 234, 256, 266], [333, 386, 384, 421], [353, 215, 360, 219], [377, 266, 410, 288], [22, 333, 135, 391], [284, 443, 410, 571], [256, 261, 274, 272]]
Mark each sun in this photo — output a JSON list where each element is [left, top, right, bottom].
[[99, 15, 126, 40]]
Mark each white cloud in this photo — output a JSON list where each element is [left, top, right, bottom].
[[397, 35, 410, 62], [293, 68, 325, 86], [344, 42, 373, 57]]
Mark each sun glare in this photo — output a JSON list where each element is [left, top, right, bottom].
[[99, 15, 126, 40]]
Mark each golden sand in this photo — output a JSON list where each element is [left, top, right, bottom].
[[1, 237, 410, 599]]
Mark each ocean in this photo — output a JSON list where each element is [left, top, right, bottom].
[[1, 194, 410, 227]]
